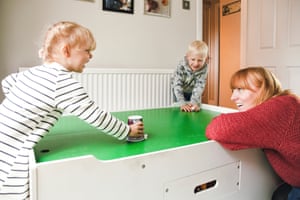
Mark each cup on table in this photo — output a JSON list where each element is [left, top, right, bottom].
[[128, 115, 143, 125], [127, 115, 145, 142]]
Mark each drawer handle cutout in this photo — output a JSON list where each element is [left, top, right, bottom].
[[194, 180, 217, 194]]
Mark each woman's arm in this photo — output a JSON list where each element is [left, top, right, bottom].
[[206, 96, 295, 150]]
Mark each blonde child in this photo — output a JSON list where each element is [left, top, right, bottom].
[[0, 21, 143, 199], [171, 40, 209, 112]]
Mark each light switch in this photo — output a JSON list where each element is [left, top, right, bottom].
[[183, 0, 190, 10]]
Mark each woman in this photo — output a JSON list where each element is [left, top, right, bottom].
[[205, 67, 300, 200]]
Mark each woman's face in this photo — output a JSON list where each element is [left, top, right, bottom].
[[230, 82, 261, 112]]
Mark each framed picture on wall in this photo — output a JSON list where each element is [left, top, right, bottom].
[[144, 0, 171, 18], [103, 0, 134, 14]]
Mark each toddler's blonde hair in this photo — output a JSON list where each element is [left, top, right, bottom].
[[39, 21, 96, 62], [186, 40, 208, 58]]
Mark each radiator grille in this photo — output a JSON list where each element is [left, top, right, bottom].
[[72, 68, 174, 112]]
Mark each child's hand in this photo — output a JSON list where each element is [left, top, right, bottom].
[[180, 104, 200, 112], [128, 121, 144, 137], [191, 104, 200, 112]]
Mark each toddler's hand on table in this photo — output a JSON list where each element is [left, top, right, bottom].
[[191, 104, 200, 112], [180, 104, 200, 112]]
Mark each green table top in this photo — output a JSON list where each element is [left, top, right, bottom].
[[34, 107, 220, 163]]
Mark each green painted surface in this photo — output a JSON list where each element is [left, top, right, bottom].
[[34, 107, 220, 163]]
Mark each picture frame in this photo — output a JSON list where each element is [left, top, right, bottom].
[[144, 0, 171, 18], [103, 0, 134, 14]]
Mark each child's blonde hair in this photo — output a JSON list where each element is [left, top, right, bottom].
[[186, 40, 208, 57], [39, 21, 96, 62]]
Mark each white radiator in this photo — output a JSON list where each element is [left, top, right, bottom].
[[72, 68, 174, 112]]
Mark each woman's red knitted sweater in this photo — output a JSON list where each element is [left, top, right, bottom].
[[206, 95, 300, 187]]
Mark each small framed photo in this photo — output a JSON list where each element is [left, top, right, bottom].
[[103, 0, 134, 14], [144, 0, 171, 18]]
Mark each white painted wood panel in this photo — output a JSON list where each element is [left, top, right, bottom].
[[245, 0, 300, 95], [260, 0, 276, 49], [288, 0, 300, 46]]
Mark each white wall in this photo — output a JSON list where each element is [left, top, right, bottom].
[[0, 0, 202, 100]]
